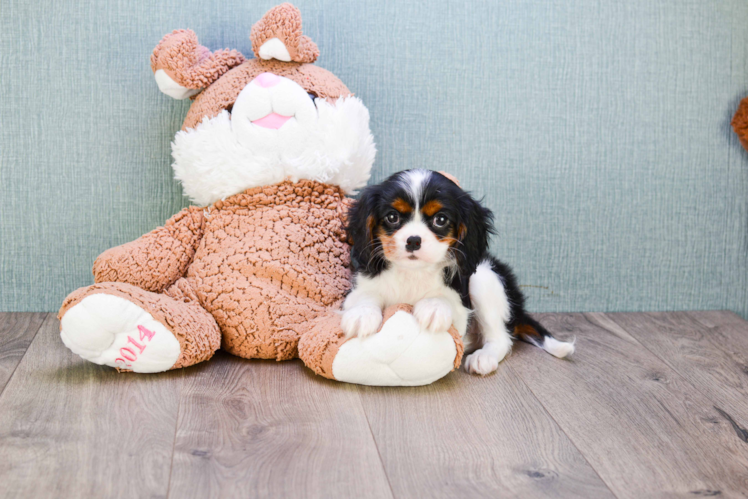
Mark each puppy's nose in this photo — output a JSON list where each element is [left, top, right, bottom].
[[406, 236, 422, 252], [254, 72, 281, 88]]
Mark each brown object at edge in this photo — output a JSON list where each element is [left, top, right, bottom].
[[731, 96, 748, 151]]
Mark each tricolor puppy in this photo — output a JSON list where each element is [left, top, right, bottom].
[[343, 169, 574, 375]]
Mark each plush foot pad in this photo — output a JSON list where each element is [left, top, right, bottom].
[[334, 310, 458, 386], [300, 305, 463, 387], [60, 293, 181, 373]]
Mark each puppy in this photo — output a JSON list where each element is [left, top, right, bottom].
[[342, 169, 574, 375]]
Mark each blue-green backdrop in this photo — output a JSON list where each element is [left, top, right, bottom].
[[1, 0, 747, 316]]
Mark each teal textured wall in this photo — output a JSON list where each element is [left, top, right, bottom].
[[1, 0, 747, 316]]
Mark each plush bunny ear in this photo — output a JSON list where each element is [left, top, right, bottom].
[[250, 3, 319, 63], [438, 171, 461, 187], [151, 29, 245, 100]]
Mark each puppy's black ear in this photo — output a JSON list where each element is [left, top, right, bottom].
[[455, 195, 494, 277], [346, 186, 380, 274]]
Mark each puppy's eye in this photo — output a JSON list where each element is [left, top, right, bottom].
[[433, 213, 449, 228], [385, 212, 400, 225]]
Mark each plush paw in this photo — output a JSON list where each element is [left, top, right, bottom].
[[464, 341, 511, 376], [413, 298, 453, 332], [341, 306, 383, 339], [60, 293, 181, 373]]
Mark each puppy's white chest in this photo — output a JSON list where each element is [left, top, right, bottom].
[[374, 267, 452, 306], [348, 266, 471, 337]]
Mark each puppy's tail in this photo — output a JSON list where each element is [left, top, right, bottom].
[[513, 314, 575, 359]]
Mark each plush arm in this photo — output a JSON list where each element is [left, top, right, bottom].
[[93, 207, 206, 293]]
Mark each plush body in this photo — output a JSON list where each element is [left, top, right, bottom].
[[57, 4, 463, 386]]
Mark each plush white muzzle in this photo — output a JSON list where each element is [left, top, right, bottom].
[[171, 74, 376, 206]]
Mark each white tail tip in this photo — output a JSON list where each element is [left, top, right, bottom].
[[543, 336, 576, 358]]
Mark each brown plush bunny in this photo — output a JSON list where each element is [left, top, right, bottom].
[[58, 4, 463, 386]]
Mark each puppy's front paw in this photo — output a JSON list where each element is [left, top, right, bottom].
[[341, 306, 383, 339], [413, 298, 453, 332], [464, 342, 510, 375]]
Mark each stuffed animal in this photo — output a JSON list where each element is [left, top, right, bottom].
[[58, 3, 463, 386], [732, 98, 748, 151]]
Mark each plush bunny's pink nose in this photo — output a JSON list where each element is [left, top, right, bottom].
[[254, 72, 281, 88]]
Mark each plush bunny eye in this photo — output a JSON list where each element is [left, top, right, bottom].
[[433, 213, 449, 228], [385, 212, 400, 225]]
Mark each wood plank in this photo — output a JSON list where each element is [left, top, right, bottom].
[[691, 310, 748, 330], [510, 312, 748, 498], [607, 311, 748, 430], [358, 365, 613, 498], [0, 315, 183, 498], [0, 312, 47, 394], [168, 353, 392, 499]]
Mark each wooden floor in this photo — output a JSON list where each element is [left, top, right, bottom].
[[1, 312, 748, 498]]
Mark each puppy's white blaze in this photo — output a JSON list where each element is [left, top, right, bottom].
[[543, 336, 576, 358], [397, 169, 431, 207]]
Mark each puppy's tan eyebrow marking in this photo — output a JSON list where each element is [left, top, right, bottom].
[[422, 200, 443, 217], [392, 198, 412, 213]]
